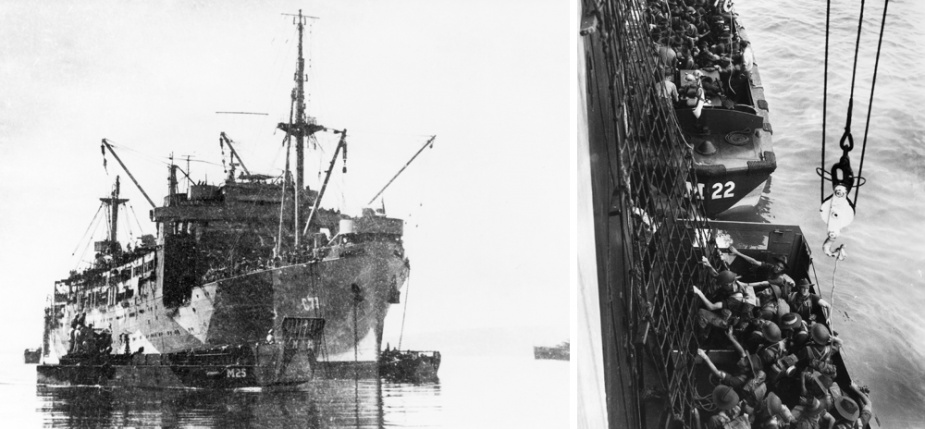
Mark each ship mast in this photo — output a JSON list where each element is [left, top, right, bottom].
[[278, 10, 322, 248], [294, 11, 306, 247], [100, 176, 129, 255]]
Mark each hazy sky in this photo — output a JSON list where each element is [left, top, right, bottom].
[[0, 0, 569, 354]]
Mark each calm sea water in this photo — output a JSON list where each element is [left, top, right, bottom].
[[0, 353, 567, 428], [728, 0, 925, 427]]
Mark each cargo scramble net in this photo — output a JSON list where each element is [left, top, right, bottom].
[[583, 0, 719, 426]]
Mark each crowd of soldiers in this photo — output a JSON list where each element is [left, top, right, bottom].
[[200, 248, 314, 283], [67, 313, 112, 357], [691, 247, 873, 428], [201, 237, 354, 284], [647, 0, 755, 109]]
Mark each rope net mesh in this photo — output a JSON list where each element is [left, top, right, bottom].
[[586, 0, 719, 425]]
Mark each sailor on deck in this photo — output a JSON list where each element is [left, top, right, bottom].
[[682, 71, 709, 132]]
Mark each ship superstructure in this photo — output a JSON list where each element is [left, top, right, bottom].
[[43, 11, 410, 370]]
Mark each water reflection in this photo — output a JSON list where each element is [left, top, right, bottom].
[[36, 378, 442, 428]]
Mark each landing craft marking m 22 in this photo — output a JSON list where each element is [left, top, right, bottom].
[[686, 181, 737, 200]]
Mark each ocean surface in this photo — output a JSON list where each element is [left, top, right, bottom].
[[726, 0, 925, 427], [0, 352, 567, 428]]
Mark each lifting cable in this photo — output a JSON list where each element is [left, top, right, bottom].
[[76, 206, 107, 268], [121, 205, 134, 244], [817, 0, 890, 258], [128, 203, 147, 239], [398, 273, 411, 350], [820, 0, 831, 204], [810, 258, 849, 367], [72, 204, 105, 257], [855, 0, 891, 206]]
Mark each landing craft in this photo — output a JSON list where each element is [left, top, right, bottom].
[[647, 0, 777, 217]]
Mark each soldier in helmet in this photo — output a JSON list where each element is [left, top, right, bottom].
[[790, 396, 834, 429], [751, 321, 787, 368], [831, 382, 873, 428], [798, 323, 843, 378], [728, 246, 796, 296], [706, 385, 749, 429], [692, 267, 777, 327], [788, 279, 831, 323], [752, 391, 794, 429], [780, 312, 810, 350], [700, 258, 749, 301], [696, 326, 762, 390]]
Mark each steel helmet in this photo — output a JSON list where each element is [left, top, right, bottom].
[[762, 322, 782, 343], [717, 270, 737, 284], [765, 392, 783, 415], [759, 307, 776, 321], [781, 313, 802, 331], [712, 385, 739, 410], [771, 255, 790, 270], [810, 323, 831, 344]]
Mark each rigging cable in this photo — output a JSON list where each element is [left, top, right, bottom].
[[828, 259, 839, 326], [823, 256, 861, 395], [810, 258, 848, 362], [71, 204, 105, 256], [121, 204, 134, 244], [817, 0, 892, 258], [127, 204, 146, 240], [820, 0, 831, 203], [76, 206, 107, 268], [398, 274, 411, 350], [854, 0, 891, 207]]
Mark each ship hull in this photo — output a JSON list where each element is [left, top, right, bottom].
[[46, 241, 408, 368]]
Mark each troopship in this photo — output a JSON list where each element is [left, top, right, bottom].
[[40, 11, 410, 382]]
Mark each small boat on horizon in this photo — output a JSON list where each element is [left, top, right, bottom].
[[534, 342, 569, 361], [24, 348, 41, 364]]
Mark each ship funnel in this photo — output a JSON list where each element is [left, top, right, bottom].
[[338, 219, 356, 235], [696, 140, 717, 156]]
